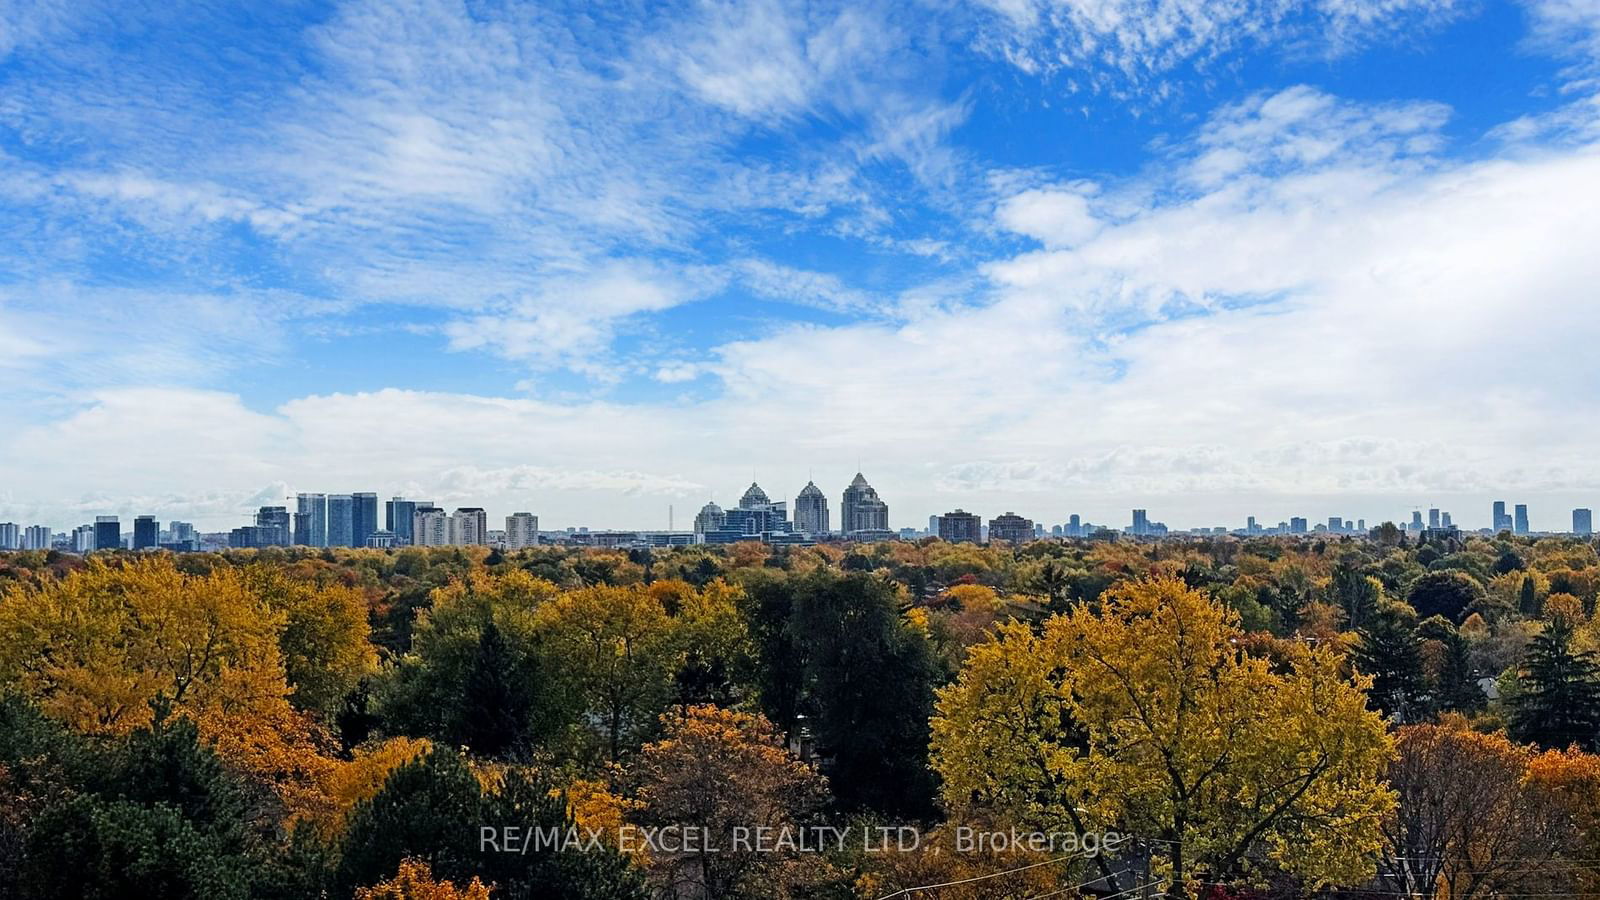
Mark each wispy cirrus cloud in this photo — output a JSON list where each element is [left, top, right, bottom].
[[966, 0, 1462, 94]]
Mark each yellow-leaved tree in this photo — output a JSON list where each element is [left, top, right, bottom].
[[353, 858, 491, 900], [0, 556, 288, 734], [0, 555, 340, 820], [930, 576, 1395, 897]]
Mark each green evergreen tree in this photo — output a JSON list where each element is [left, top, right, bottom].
[[1509, 618, 1600, 752], [479, 769, 649, 900], [1520, 575, 1540, 616], [455, 620, 537, 757], [1417, 617, 1484, 715], [1331, 565, 1380, 629], [794, 571, 946, 819], [3, 701, 277, 900], [1352, 607, 1428, 723], [335, 746, 484, 894]]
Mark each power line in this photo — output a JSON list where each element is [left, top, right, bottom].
[[872, 851, 1090, 899]]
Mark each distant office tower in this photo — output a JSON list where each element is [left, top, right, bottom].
[[1438, 513, 1450, 528], [24, 525, 51, 550], [351, 493, 380, 549], [989, 512, 1034, 544], [1515, 504, 1530, 535], [506, 512, 539, 549], [326, 494, 354, 547], [693, 502, 727, 536], [295, 493, 328, 547], [1428, 508, 1440, 529], [1131, 509, 1150, 536], [93, 516, 121, 551], [386, 497, 423, 545], [450, 508, 489, 546], [793, 481, 830, 535], [413, 506, 449, 546], [1246, 516, 1259, 534], [938, 509, 982, 543], [1290, 517, 1307, 534], [1069, 514, 1082, 537], [929, 515, 941, 535], [1576, 509, 1594, 536], [169, 521, 197, 544], [1493, 501, 1511, 533], [840, 473, 889, 535], [0, 523, 18, 550], [132, 515, 158, 550], [73, 524, 96, 553], [1331, 516, 1345, 534], [255, 506, 291, 546], [1409, 511, 1423, 531]]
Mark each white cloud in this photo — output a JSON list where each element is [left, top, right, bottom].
[[734, 259, 881, 313], [996, 186, 1102, 246], [440, 261, 722, 368]]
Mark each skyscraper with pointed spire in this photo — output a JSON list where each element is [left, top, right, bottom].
[[794, 481, 829, 536], [840, 472, 889, 536]]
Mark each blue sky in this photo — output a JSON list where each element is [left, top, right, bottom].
[[3, 0, 1600, 532]]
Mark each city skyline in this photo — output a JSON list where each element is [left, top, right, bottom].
[[3, 2, 1600, 536], [5, 474, 1598, 539]]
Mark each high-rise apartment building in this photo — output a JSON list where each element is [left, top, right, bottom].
[[0, 523, 19, 550], [1493, 501, 1511, 532], [1515, 504, 1530, 535], [1131, 509, 1150, 535], [1428, 508, 1440, 529], [255, 506, 291, 546], [506, 512, 539, 549], [1290, 517, 1307, 534], [295, 493, 327, 547], [94, 516, 121, 551], [793, 481, 829, 535], [132, 515, 158, 550], [23, 525, 51, 550], [413, 506, 449, 546], [988, 512, 1034, 544], [840, 473, 889, 536], [938, 509, 981, 543], [1068, 514, 1082, 537], [386, 497, 424, 545], [169, 521, 197, 544], [351, 492, 379, 549], [73, 524, 95, 553], [326, 494, 354, 547], [1576, 508, 1594, 537], [693, 502, 726, 537], [450, 508, 489, 546]]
